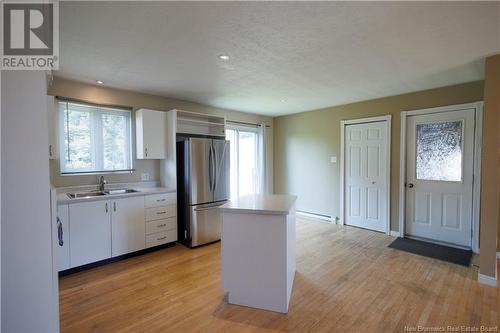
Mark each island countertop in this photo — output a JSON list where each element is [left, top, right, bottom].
[[220, 194, 297, 215]]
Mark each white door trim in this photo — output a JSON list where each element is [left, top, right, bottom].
[[340, 115, 392, 235], [398, 102, 483, 253]]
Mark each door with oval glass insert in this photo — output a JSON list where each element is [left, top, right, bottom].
[[405, 109, 474, 248]]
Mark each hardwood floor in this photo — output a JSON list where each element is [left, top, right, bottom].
[[59, 218, 499, 332]]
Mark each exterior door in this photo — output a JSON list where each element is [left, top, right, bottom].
[[345, 121, 388, 232], [213, 139, 230, 202], [188, 138, 213, 205], [405, 109, 474, 247]]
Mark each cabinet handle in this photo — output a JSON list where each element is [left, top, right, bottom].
[[145, 148, 148, 157], [157, 224, 166, 228], [113, 202, 117, 212], [49, 144, 53, 157], [105, 203, 108, 213], [157, 236, 166, 241], [57, 217, 64, 246], [156, 198, 166, 202], [156, 211, 166, 215]]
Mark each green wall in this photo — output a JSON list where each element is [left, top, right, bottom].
[[274, 81, 484, 231]]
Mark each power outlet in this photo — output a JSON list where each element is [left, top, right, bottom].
[[141, 172, 150, 181]]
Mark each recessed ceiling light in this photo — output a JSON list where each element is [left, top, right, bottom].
[[96, 80, 104, 85], [218, 54, 230, 61], [280, 99, 287, 103]]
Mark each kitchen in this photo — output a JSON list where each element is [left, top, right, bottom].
[[2, 2, 500, 332]]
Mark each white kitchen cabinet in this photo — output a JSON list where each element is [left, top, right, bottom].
[[111, 196, 146, 256], [47, 95, 58, 159], [56, 204, 70, 271], [69, 200, 112, 267], [136, 109, 166, 159]]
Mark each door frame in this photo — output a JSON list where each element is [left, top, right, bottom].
[[340, 115, 392, 235], [398, 102, 483, 253]]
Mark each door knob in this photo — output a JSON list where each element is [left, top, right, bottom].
[[408, 183, 414, 188]]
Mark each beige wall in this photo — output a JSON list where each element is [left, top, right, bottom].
[[48, 77, 273, 189], [274, 81, 484, 230], [479, 55, 500, 278]]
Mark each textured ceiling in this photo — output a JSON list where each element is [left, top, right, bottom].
[[57, 1, 500, 116]]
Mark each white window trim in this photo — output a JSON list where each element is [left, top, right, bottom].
[[57, 100, 134, 175]]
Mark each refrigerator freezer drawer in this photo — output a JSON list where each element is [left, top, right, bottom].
[[189, 202, 224, 247]]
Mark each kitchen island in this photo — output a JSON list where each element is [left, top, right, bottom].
[[220, 194, 297, 313]]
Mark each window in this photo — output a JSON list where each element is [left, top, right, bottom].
[[415, 121, 463, 182], [58, 100, 133, 174], [226, 124, 264, 199]]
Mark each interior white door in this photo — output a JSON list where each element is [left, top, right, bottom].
[[405, 109, 474, 248], [345, 121, 388, 232]]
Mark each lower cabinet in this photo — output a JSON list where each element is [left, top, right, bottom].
[[111, 196, 146, 256], [69, 200, 112, 267], [57, 192, 177, 272]]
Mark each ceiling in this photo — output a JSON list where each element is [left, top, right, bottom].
[[57, 1, 500, 117]]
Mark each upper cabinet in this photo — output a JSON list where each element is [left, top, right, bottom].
[[136, 108, 167, 159], [175, 109, 226, 138]]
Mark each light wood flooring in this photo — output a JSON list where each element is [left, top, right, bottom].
[[59, 218, 499, 332]]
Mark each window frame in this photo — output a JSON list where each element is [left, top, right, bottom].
[[57, 99, 134, 175]]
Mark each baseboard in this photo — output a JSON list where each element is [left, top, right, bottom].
[[390, 230, 400, 237], [478, 272, 497, 287], [296, 211, 332, 223]]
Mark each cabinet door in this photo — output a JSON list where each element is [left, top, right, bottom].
[[69, 200, 111, 267], [56, 204, 70, 271], [136, 109, 166, 159], [111, 196, 146, 256]]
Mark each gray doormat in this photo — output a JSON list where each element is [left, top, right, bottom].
[[389, 237, 472, 267]]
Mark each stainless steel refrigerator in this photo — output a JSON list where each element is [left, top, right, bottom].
[[177, 137, 230, 247]]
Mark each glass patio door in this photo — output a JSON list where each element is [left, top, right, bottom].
[[226, 125, 261, 200]]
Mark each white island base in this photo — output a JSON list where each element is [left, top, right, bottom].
[[220, 194, 297, 313]]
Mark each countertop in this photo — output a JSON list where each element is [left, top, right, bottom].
[[220, 194, 297, 215], [56, 182, 176, 204]]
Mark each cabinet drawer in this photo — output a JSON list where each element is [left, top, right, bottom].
[[145, 192, 176, 208], [146, 217, 176, 235], [146, 230, 177, 247], [145, 205, 176, 221]]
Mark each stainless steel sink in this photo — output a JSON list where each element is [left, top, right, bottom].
[[105, 189, 140, 195], [67, 191, 107, 199], [67, 188, 140, 199]]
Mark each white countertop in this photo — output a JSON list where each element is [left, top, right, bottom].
[[56, 182, 176, 204], [220, 194, 297, 215]]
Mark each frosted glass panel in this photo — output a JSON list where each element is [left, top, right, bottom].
[[416, 121, 463, 181]]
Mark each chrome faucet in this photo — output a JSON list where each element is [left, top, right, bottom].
[[99, 176, 107, 192]]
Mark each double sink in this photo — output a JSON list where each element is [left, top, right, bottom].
[[67, 188, 140, 199]]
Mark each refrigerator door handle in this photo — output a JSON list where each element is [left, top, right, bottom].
[[213, 144, 217, 193], [208, 145, 214, 192]]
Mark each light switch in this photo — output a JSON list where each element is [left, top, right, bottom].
[[330, 156, 337, 163]]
